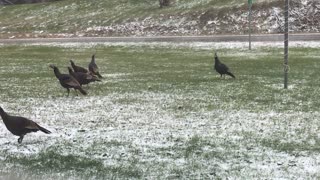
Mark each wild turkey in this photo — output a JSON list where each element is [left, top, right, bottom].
[[49, 65, 87, 96], [67, 67, 100, 86], [0, 106, 51, 144], [88, 55, 103, 78], [214, 52, 235, 78], [70, 60, 89, 74]]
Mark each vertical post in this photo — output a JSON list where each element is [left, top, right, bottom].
[[284, 0, 289, 89], [248, 0, 252, 50]]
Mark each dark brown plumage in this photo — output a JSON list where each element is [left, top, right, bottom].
[[0, 106, 51, 144], [88, 55, 103, 78], [68, 67, 101, 86], [70, 60, 89, 74], [214, 52, 235, 78], [49, 65, 87, 96]]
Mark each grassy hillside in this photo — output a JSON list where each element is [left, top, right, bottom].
[[0, 0, 319, 38], [0, 0, 246, 31], [0, 0, 269, 38]]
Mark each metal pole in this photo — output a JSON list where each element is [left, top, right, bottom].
[[249, 2, 252, 50], [284, 0, 289, 89]]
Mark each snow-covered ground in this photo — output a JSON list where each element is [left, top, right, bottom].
[[1, 94, 320, 179], [0, 41, 320, 179]]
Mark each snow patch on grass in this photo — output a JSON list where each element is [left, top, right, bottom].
[[1, 91, 320, 178], [1, 43, 320, 178]]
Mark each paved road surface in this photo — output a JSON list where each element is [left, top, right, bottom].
[[0, 33, 319, 44]]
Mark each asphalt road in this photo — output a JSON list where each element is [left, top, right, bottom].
[[0, 33, 320, 44]]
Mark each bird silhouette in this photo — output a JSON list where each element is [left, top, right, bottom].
[[49, 65, 87, 96], [88, 55, 103, 78], [68, 67, 101, 86], [0, 106, 51, 144], [70, 60, 89, 74], [214, 52, 235, 78]]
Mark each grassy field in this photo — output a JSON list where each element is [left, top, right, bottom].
[[0, 42, 320, 179]]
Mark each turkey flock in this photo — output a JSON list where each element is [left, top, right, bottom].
[[1, 52, 235, 144], [49, 54, 102, 96]]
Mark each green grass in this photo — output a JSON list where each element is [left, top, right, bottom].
[[0, 43, 320, 179], [4, 151, 143, 179], [1, 44, 320, 111]]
